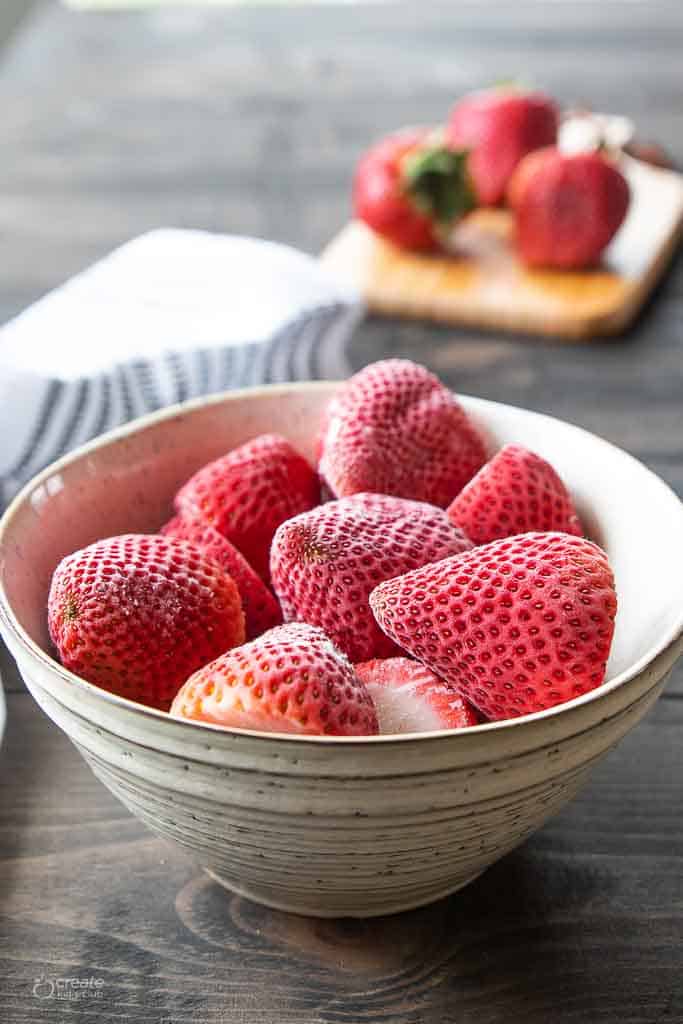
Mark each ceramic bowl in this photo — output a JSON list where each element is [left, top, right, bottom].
[[0, 384, 681, 918]]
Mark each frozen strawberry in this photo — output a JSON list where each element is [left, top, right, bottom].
[[370, 532, 616, 721], [318, 360, 487, 507], [270, 492, 472, 663], [447, 444, 583, 545], [161, 513, 282, 639], [355, 657, 479, 734], [174, 433, 319, 582], [48, 534, 245, 710], [446, 87, 558, 205], [509, 147, 630, 268], [171, 623, 378, 736]]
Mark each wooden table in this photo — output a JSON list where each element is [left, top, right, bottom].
[[1, 4, 682, 1022]]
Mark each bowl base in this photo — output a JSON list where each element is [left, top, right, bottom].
[[204, 868, 487, 919]]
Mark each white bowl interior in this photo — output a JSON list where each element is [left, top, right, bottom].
[[1, 384, 681, 708]]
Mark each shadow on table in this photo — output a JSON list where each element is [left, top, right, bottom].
[[170, 847, 621, 1022]]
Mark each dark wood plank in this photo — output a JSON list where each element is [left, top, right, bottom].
[[1, 691, 682, 1024]]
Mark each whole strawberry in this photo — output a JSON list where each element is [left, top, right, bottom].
[[171, 623, 379, 736], [355, 657, 479, 734], [161, 513, 282, 639], [446, 87, 558, 205], [318, 359, 487, 507], [48, 534, 245, 710], [354, 127, 476, 251], [174, 433, 319, 582], [447, 444, 583, 545], [509, 147, 630, 268], [370, 532, 616, 721], [270, 492, 472, 662]]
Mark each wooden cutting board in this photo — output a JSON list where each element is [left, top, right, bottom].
[[321, 156, 683, 340]]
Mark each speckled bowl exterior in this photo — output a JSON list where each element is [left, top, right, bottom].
[[1, 384, 681, 917]]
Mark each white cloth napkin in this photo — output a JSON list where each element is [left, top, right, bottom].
[[0, 229, 362, 507]]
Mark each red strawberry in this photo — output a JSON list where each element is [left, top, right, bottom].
[[355, 657, 479, 733], [161, 513, 282, 639], [48, 534, 245, 710], [318, 360, 487, 507], [446, 88, 558, 205], [270, 492, 472, 663], [354, 127, 476, 251], [170, 623, 378, 736], [370, 532, 617, 721], [174, 433, 319, 582], [447, 444, 583, 545], [509, 147, 630, 268]]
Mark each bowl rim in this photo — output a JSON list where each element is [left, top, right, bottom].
[[0, 380, 681, 745]]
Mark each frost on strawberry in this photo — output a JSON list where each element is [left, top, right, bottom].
[[47, 534, 246, 710], [174, 433, 319, 582], [171, 623, 379, 736], [355, 657, 479, 734], [447, 443, 583, 545], [161, 513, 282, 639], [318, 360, 487, 507], [270, 492, 472, 663], [370, 532, 617, 721]]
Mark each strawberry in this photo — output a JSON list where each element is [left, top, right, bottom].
[[318, 359, 487, 507], [174, 433, 319, 582], [624, 140, 673, 170], [447, 444, 583, 545], [355, 657, 479, 733], [508, 147, 630, 268], [161, 513, 282, 639], [354, 127, 476, 251], [170, 623, 379, 736], [369, 532, 616, 721], [270, 492, 472, 663], [446, 88, 558, 206], [48, 534, 245, 710]]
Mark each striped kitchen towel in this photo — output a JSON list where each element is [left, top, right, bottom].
[[0, 229, 363, 508]]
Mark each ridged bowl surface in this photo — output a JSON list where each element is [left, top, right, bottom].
[[1, 383, 681, 917]]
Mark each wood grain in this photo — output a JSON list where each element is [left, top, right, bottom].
[[0, 1, 682, 1019], [321, 160, 683, 340]]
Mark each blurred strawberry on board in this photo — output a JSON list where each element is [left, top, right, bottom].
[[446, 87, 558, 205], [353, 127, 476, 251], [509, 147, 630, 269]]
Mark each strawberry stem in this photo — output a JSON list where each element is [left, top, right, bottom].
[[403, 146, 476, 227]]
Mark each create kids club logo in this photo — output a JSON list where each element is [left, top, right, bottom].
[[32, 975, 104, 1001]]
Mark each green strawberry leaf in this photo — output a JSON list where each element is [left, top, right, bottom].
[[403, 146, 477, 227]]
